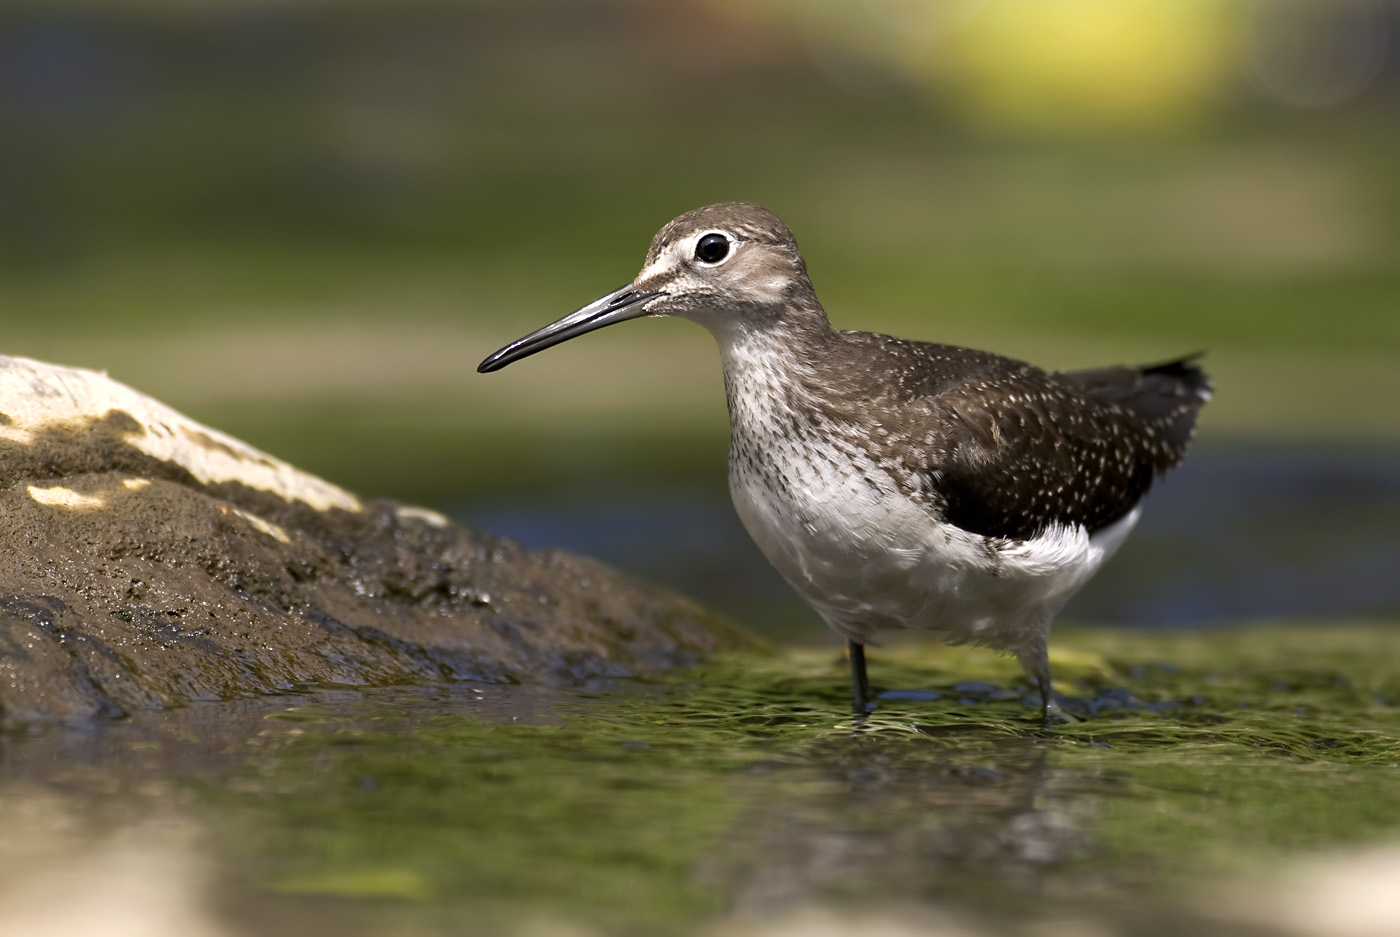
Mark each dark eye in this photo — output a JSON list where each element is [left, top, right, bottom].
[[694, 233, 730, 264]]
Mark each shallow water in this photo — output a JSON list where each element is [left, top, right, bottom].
[[1, 626, 1396, 936]]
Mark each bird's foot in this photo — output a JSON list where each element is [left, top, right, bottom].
[[1038, 697, 1081, 728], [1033, 672, 1081, 728]]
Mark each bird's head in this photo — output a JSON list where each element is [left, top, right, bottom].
[[477, 202, 823, 373]]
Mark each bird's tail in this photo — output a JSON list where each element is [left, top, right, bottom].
[[1054, 354, 1212, 458]]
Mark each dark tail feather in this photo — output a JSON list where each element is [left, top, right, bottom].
[[1053, 353, 1212, 458], [1142, 353, 1213, 402]]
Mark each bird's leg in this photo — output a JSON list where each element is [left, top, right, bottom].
[[847, 640, 872, 715], [1018, 638, 1066, 727], [1036, 673, 1055, 726]]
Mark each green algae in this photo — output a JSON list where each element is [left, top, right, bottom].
[[186, 625, 1399, 935]]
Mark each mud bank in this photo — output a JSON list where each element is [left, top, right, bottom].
[[0, 356, 751, 725]]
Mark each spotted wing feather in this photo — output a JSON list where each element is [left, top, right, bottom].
[[1050, 355, 1212, 455], [839, 338, 1210, 541]]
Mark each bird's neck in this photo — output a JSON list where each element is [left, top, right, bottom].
[[705, 292, 834, 369], [707, 306, 836, 439], [714, 305, 830, 369]]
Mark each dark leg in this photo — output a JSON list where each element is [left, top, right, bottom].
[[848, 639, 872, 715], [1019, 637, 1065, 727], [1037, 673, 1054, 727]]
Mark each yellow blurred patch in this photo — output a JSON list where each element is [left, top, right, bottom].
[[936, 0, 1234, 133], [730, 0, 1236, 135], [270, 867, 431, 901], [1046, 644, 1111, 678]]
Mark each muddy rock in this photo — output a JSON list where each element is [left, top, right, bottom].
[[0, 355, 754, 725]]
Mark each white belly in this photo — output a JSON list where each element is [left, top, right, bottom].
[[728, 443, 1139, 656]]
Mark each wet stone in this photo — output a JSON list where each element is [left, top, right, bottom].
[[0, 355, 754, 726]]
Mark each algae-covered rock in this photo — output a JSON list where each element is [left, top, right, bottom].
[[0, 355, 753, 725]]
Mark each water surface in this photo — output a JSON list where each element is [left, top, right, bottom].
[[2, 626, 1396, 936]]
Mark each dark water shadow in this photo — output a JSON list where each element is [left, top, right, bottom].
[[457, 443, 1400, 635]]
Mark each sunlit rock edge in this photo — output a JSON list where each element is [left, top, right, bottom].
[[0, 354, 754, 726]]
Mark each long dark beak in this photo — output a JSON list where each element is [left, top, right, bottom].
[[477, 284, 660, 373]]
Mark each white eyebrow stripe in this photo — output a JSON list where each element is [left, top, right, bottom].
[[636, 252, 680, 286]]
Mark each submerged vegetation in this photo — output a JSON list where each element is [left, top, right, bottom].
[[178, 626, 1400, 935]]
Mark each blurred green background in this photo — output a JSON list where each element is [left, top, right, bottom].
[[3, 0, 1398, 634]]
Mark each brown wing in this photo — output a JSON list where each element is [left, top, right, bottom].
[[934, 355, 1209, 540], [933, 385, 1131, 539], [832, 335, 1211, 540], [823, 335, 1210, 540]]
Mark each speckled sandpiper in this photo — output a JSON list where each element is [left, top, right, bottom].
[[478, 202, 1211, 720]]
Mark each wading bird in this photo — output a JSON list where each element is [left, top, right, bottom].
[[479, 203, 1210, 720]]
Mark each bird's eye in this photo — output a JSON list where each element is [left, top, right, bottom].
[[694, 233, 730, 264]]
